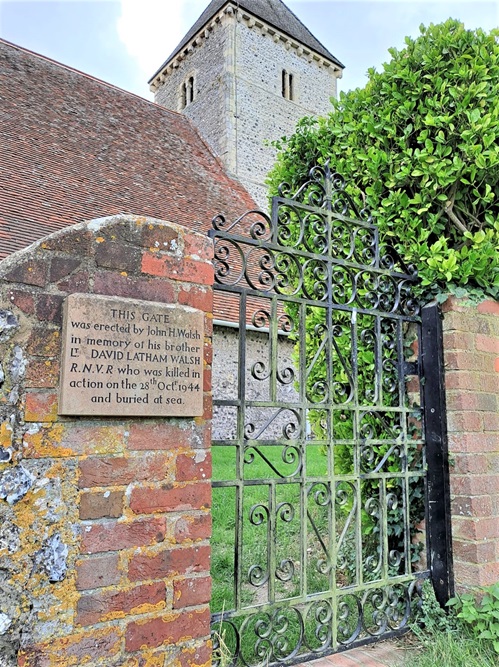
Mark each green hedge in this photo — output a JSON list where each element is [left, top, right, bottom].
[[268, 19, 499, 301]]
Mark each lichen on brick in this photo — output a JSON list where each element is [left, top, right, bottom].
[[0, 418, 14, 462], [32, 476, 67, 524], [0, 465, 35, 504], [0, 345, 26, 409]]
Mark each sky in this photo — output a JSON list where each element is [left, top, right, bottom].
[[0, 0, 497, 101]]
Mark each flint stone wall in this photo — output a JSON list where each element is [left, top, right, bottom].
[[212, 325, 298, 442], [154, 8, 340, 208]]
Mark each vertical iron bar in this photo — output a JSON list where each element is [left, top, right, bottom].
[[420, 302, 454, 606], [270, 294, 277, 403], [235, 291, 247, 611], [381, 476, 388, 581], [351, 308, 363, 588], [299, 301, 307, 601], [375, 316, 381, 406], [269, 481, 275, 604], [325, 190, 336, 643], [374, 225, 380, 271], [397, 318, 411, 576]]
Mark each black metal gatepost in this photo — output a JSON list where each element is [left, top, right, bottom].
[[421, 303, 454, 606]]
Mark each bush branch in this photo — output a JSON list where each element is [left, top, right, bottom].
[[443, 187, 468, 234]]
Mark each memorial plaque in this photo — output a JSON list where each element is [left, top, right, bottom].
[[59, 294, 204, 416]]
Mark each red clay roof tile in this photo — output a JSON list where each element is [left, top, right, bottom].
[[0, 39, 256, 263]]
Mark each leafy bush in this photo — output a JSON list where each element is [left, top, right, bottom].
[[414, 580, 459, 636], [407, 581, 497, 667], [448, 583, 499, 654], [268, 19, 499, 300]]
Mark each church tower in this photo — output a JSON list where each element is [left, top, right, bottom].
[[149, 0, 344, 207]]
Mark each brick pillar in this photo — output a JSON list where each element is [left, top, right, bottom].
[[0, 215, 213, 667], [442, 297, 499, 589]]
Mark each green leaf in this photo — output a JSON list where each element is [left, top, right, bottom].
[[268, 18, 499, 303], [469, 108, 481, 124]]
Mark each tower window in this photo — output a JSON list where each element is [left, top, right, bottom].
[[181, 75, 195, 109], [282, 70, 294, 100]]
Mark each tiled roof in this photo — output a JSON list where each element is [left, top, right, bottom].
[[150, 0, 343, 82], [0, 39, 256, 262]]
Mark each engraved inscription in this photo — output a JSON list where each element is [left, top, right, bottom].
[[59, 294, 204, 416]]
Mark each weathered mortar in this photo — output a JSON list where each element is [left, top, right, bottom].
[[0, 215, 214, 667]]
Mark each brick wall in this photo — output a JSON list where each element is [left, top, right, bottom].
[[0, 215, 213, 667], [443, 297, 499, 590]]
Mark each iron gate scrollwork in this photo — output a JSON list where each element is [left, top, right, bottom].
[[209, 164, 449, 666]]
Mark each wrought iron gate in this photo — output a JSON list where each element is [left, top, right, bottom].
[[210, 165, 452, 666]]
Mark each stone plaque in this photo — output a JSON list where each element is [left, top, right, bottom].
[[59, 294, 204, 416]]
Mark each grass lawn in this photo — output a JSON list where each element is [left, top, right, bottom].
[[211, 442, 333, 614], [211, 441, 420, 665], [402, 629, 498, 667]]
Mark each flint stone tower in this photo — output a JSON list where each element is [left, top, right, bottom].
[[149, 0, 344, 207]]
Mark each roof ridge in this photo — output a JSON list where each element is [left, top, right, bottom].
[[276, 0, 341, 63], [149, 0, 343, 84], [0, 37, 180, 113]]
